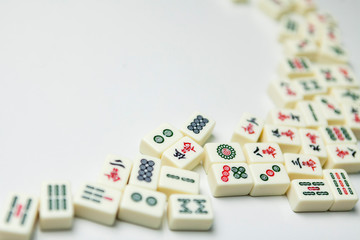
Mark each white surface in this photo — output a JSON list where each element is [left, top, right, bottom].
[[0, 0, 360, 239]]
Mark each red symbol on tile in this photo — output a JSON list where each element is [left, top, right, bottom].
[[336, 148, 349, 159], [262, 146, 276, 158], [181, 142, 196, 154], [281, 130, 295, 140], [242, 123, 255, 134], [306, 133, 319, 144], [278, 112, 290, 121], [105, 168, 121, 182], [302, 159, 317, 171]]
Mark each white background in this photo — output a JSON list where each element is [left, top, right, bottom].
[[0, 0, 360, 239]]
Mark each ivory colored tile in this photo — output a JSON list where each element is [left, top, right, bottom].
[[342, 103, 360, 139], [284, 153, 323, 180], [294, 0, 316, 14], [296, 101, 328, 128], [97, 155, 133, 191], [284, 38, 318, 61], [293, 78, 326, 100], [314, 95, 345, 125], [319, 25, 342, 46], [300, 20, 320, 44], [307, 11, 337, 30], [249, 163, 290, 196], [267, 79, 303, 108], [286, 179, 334, 212], [74, 183, 122, 226], [207, 163, 254, 197], [203, 142, 246, 174], [323, 169, 359, 211], [267, 108, 306, 128], [299, 129, 327, 166], [157, 166, 200, 197], [180, 112, 215, 146], [319, 126, 357, 145], [140, 123, 183, 158], [331, 88, 360, 105], [0, 193, 39, 240], [278, 14, 304, 42], [315, 65, 344, 91], [278, 56, 314, 79], [260, 124, 301, 153], [258, 0, 294, 20], [317, 43, 348, 65], [39, 181, 73, 230], [244, 143, 284, 164], [167, 194, 214, 231], [231, 112, 265, 145], [161, 137, 204, 170], [118, 185, 166, 229], [324, 145, 360, 173], [128, 155, 162, 190], [333, 64, 360, 89]]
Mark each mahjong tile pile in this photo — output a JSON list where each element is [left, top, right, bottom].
[[0, 0, 360, 239]]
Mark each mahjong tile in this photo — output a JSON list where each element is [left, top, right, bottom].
[[278, 14, 304, 42], [231, 112, 265, 145], [323, 169, 359, 211], [300, 20, 320, 45], [203, 143, 246, 174], [39, 181, 73, 230], [0, 193, 39, 240], [157, 166, 200, 197], [207, 163, 254, 197], [260, 124, 301, 153], [319, 25, 342, 46], [267, 79, 303, 108], [249, 163, 290, 196], [333, 64, 360, 89], [314, 95, 344, 125], [161, 136, 204, 170], [167, 194, 214, 231], [284, 38, 318, 61], [317, 43, 348, 64], [331, 88, 360, 105], [342, 103, 360, 139], [118, 185, 166, 229], [325, 145, 360, 173], [284, 153, 323, 180], [286, 179, 334, 212], [294, 0, 316, 14], [258, 0, 294, 20], [140, 123, 183, 158], [128, 155, 162, 190], [315, 65, 344, 91], [278, 56, 314, 79], [296, 101, 328, 128], [74, 183, 122, 226], [180, 112, 215, 146], [319, 126, 357, 145], [299, 129, 327, 165], [307, 11, 337, 30], [266, 108, 306, 128], [97, 155, 133, 191], [244, 143, 284, 164], [293, 78, 326, 100]]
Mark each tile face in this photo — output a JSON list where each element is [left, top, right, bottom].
[[180, 112, 215, 146], [118, 185, 166, 229], [323, 169, 359, 211], [284, 38, 318, 61], [258, 0, 294, 20], [342, 103, 360, 139], [318, 42, 348, 64], [296, 101, 327, 128], [278, 57, 314, 79], [39, 181, 74, 230], [278, 14, 304, 42], [325, 145, 360, 173], [286, 179, 334, 212], [315, 65, 344, 90], [249, 163, 290, 196], [300, 20, 320, 44], [140, 123, 183, 158], [267, 108, 306, 128], [128, 155, 162, 190], [207, 163, 254, 197], [231, 112, 265, 145], [167, 194, 214, 231], [161, 137, 204, 170], [203, 143, 246, 173], [319, 126, 357, 145], [260, 124, 301, 153], [284, 153, 323, 180], [244, 143, 284, 164], [74, 183, 122, 226], [294, 78, 326, 100], [314, 95, 344, 125], [331, 88, 360, 105], [319, 25, 341, 46], [267, 79, 303, 108], [299, 129, 327, 165], [157, 166, 200, 197], [0, 193, 39, 240], [333, 65, 359, 89], [97, 155, 133, 191]]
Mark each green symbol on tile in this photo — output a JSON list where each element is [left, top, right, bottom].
[[131, 193, 142, 202], [217, 144, 236, 160]]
